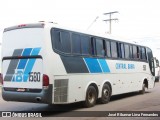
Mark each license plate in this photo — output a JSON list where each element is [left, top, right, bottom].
[[17, 88, 25, 92]]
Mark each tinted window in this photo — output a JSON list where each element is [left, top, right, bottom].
[[124, 44, 130, 59], [129, 45, 133, 58], [81, 35, 90, 55], [60, 31, 71, 53], [106, 41, 111, 57], [72, 33, 81, 54], [111, 41, 118, 58], [119, 43, 125, 58], [91, 38, 96, 55], [51, 29, 62, 51], [141, 47, 146, 60], [133, 46, 138, 59], [137, 46, 140, 58], [96, 38, 105, 57]]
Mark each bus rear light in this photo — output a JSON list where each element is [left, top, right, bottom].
[[0, 73, 3, 85], [17, 56, 23, 58], [43, 74, 49, 87]]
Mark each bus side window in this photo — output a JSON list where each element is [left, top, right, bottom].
[[60, 31, 71, 53], [103, 40, 106, 56], [91, 38, 96, 56], [124, 44, 130, 59], [81, 35, 90, 55], [106, 40, 111, 57], [72, 33, 81, 54], [137, 46, 140, 59], [119, 43, 125, 58], [129, 45, 133, 59], [133, 46, 138, 59], [52, 29, 60, 50], [51, 29, 71, 54], [141, 47, 147, 60], [111, 41, 118, 58], [95, 38, 106, 57]]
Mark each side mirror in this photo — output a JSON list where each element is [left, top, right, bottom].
[[154, 57, 159, 68], [156, 59, 159, 67]]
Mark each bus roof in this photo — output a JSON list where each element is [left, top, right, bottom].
[[3, 22, 149, 48], [4, 23, 45, 32]]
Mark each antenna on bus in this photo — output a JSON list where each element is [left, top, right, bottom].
[[38, 21, 58, 24], [48, 21, 58, 24], [39, 21, 45, 23]]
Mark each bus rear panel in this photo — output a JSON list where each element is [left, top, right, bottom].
[[2, 23, 52, 104]]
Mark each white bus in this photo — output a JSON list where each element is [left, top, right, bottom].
[[1, 23, 159, 107]]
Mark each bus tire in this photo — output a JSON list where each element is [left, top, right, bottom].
[[83, 86, 97, 107], [140, 83, 145, 94], [99, 84, 111, 104]]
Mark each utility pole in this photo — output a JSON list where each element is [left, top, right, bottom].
[[103, 11, 119, 34]]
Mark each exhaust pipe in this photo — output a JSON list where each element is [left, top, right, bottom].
[[36, 97, 41, 102]]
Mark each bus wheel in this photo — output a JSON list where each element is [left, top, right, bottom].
[[140, 83, 146, 94], [99, 84, 111, 104], [83, 86, 97, 107]]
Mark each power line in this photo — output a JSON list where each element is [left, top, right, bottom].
[[87, 16, 99, 30]]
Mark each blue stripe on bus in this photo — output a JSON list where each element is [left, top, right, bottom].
[[84, 58, 102, 73], [17, 48, 32, 69], [23, 48, 41, 81], [98, 59, 110, 73]]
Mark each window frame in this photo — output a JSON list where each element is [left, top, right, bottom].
[[50, 28, 148, 62]]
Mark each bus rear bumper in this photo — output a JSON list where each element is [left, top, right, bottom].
[[2, 85, 53, 104]]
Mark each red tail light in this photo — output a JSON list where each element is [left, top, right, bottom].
[[43, 74, 49, 87], [0, 73, 3, 85], [18, 24, 26, 27]]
